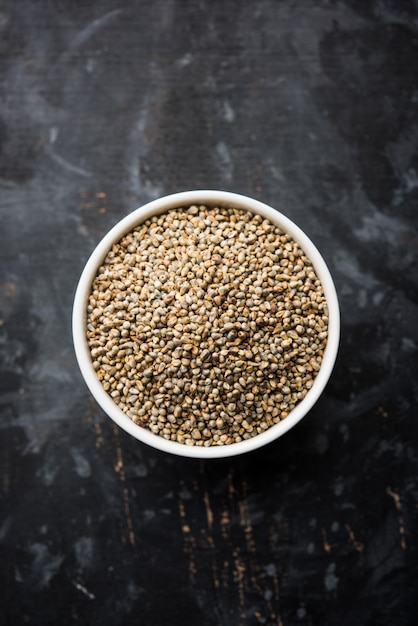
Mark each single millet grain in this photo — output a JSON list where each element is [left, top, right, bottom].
[[86, 205, 328, 446]]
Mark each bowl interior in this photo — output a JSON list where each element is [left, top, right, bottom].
[[72, 190, 340, 458]]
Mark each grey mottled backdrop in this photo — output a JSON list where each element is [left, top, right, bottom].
[[1, 1, 418, 625]]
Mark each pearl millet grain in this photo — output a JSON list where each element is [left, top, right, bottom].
[[86, 205, 328, 447]]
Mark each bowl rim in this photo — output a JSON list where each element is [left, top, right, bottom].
[[72, 189, 340, 459]]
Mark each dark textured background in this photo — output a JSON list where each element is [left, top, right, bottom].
[[1, 1, 418, 624]]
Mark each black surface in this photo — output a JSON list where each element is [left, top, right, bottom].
[[1, 1, 418, 625]]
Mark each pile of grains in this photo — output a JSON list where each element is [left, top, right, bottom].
[[86, 205, 328, 447]]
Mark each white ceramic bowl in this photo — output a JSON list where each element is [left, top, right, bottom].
[[72, 190, 340, 459]]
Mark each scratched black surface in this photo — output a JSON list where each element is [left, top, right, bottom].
[[1, 1, 418, 625]]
